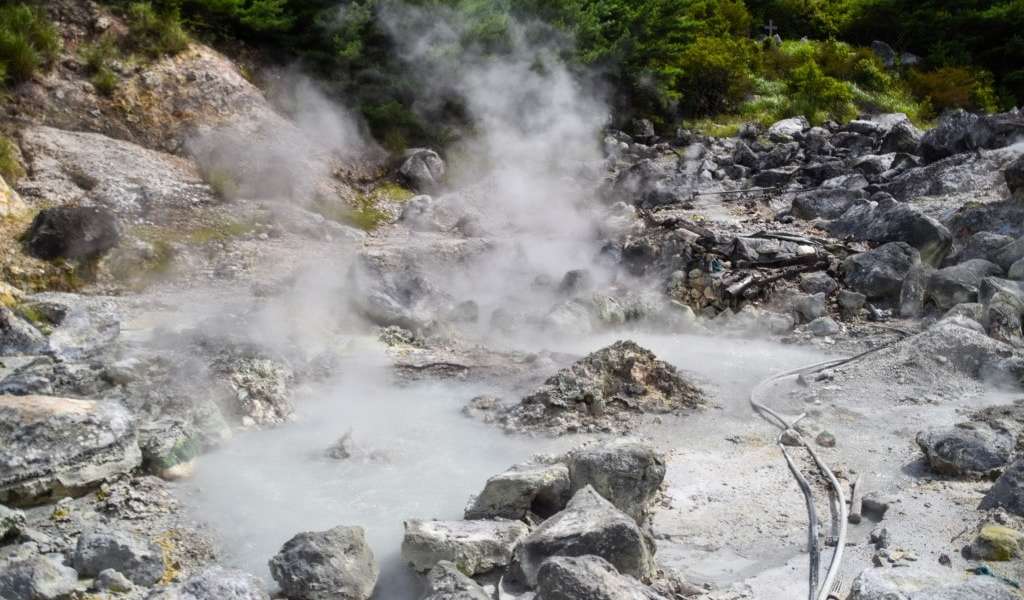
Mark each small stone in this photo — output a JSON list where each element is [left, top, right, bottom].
[[808, 317, 841, 337], [815, 431, 836, 448], [95, 568, 133, 593], [870, 526, 890, 550]]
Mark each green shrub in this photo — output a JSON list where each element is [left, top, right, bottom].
[[82, 33, 118, 73], [0, 4, 61, 86], [91, 66, 119, 96], [0, 135, 24, 184], [126, 2, 189, 58], [909, 66, 999, 117], [784, 60, 856, 125], [676, 36, 754, 117]]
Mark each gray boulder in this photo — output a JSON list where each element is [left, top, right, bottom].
[[268, 526, 378, 600], [953, 232, 1015, 265], [791, 188, 865, 220], [849, 566, 1018, 599], [0, 307, 47, 356], [0, 395, 142, 506], [514, 486, 656, 586], [799, 272, 839, 296], [148, 566, 270, 600], [399, 149, 445, 192], [23, 206, 120, 261], [827, 195, 951, 265], [420, 561, 489, 600], [918, 109, 982, 162], [880, 120, 923, 154], [916, 427, 1012, 478], [536, 555, 668, 600], [792, 292, 826, 322], [401, 519, 529, 576], [464, 462, 571, 520], [993, 236, 1024, 271], [95, 569, 133, 593], [809, 317, 841, 337], [1009, 258, 1024, 281], [1006, 154, 1024, 197], [0, 543, 78, 600], [843, 242, 921, 300], [899, 264, 932, 318], [73, 527, 165, 586], [768, 116, 809, 142], [1, 503, 25, 539], [567, 439, 665, 523], [927, 259, 1004, 310], [981, 459, 1024, 516]]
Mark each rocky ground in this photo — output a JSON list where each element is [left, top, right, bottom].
[[4, 2, 1024, 600]]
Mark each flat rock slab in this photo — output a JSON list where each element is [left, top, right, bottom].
[[0, 395, 141, 506], [401, 519, 529, 575]]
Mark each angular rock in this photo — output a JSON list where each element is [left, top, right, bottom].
[[23, 206, 120, 261], [970, 524, 1024, 561], [839, 289, 867, 316], [953, 232, 1015, 265], [791, 188, 865, 220], [0, 307, 47, 356], [916, 427, 1012, 478], [401, 519, 528, 575], [768, 116, 809, 142], [799, 272, 839, 296], [536, 555, 668, 600], [0, 543, 78, 600], [73, 527, 164, 586], [981, 459, 1024, 516], [420, 561, 489, 600], [899, 265, 931, 318], [464, 462, 571, 520], [849, 566, 1018, 599], [927, 259, 1004, 310], [95, 568, 133, 593], [827, 195, 951, 266], [880, 120, 923, 154], [0, 395, 142, 506], [843, 242, 921, 300], [1, 504, 25, 540], [399, 149, 445, 192], [1006, 154, 1024, 197], [791, 293, 826, 322], [514, 486, 656, 586], [268, 526, 378, 600], [919, 109, 982, 162], [567, 439, 665, 524], [809, 316, 841, 337], [994, 236, 1024, 272]]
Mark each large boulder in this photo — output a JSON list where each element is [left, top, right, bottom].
[[567, 440, 665, 523], [23, 206, 120, 261], [980, 459, 1024, 516], [401, 519, 529, 576], [1006, 154, 1024, 198], [919, 109, 1024, 163], [73, 527, 165, 586], [535, 555, 668, 600], [420, 561, 490, 600], [843, 242, 921, 300], [0, 543, 79, 600], [952, 232, 1015, 265], [464, 462, 571, 520], [0, 395, 142, 506], [927, 259, 1004, 310], [148, 566, 270, 600], [993, 236, 1024, 272], [880, 119, 923, 154], [916, 427, 1012, 478], [513, 486, 657, 586], [827, 195, 951, 266], [268, 526, 378, 600], [790, 188, 866, 220], [399, 149, 445, 193], [0, 307, 47, 356], [849, 566, 1018, 599], [767, 116, 809, 142]]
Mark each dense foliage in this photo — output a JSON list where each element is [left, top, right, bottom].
[[7, 0, 1021, 143]]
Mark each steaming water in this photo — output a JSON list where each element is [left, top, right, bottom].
[[178, 345, 570, 599], [178, 331, 831, 598]]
